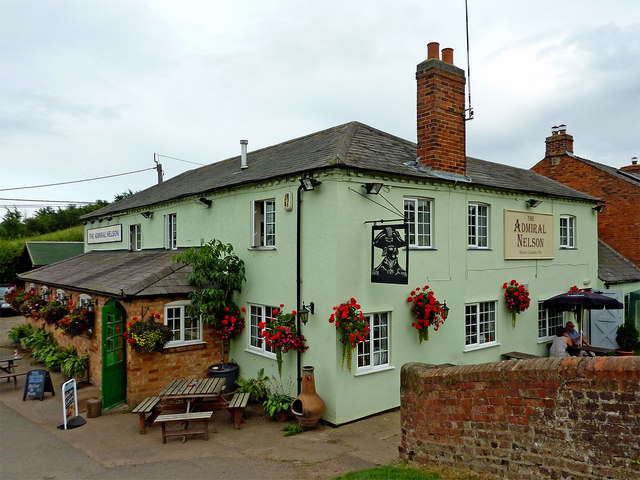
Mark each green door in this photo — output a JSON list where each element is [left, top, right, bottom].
[[101, 300, 126, 409]]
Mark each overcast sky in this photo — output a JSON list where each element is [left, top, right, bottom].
[[2, 0, 639, 218]]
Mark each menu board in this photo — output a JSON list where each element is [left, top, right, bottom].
[[23, 369, 55, 401]]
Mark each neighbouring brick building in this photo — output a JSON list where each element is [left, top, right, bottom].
[[531, 128, 640, 268]]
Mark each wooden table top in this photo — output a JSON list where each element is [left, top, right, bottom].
[[158, 377, 224, 399]]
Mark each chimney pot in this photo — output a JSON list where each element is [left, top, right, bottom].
[[240, 139, 248, 169], [427, 42, 440, 60], [441, 48, 454, 64]]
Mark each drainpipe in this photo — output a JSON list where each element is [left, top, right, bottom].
[[296, 183, 303, 395]]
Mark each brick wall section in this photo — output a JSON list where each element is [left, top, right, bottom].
[[400, 358, 640, 480], [416, 58, 467, 176], [25, 284, 224, 407], [532, 155, 640, 267]]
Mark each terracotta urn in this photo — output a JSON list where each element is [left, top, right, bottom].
[[291, 366, 325, 427]]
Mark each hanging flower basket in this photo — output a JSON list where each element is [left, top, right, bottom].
[[503, 280, 530, 327], [58, 303, 94, 337], [40, 299, 67, 324], [407, 285, 446, 343], [260, 304, 307, 376], [123, 313, 172, 352], [329, 298, 369, 372]]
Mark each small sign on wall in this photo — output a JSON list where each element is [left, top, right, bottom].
[[504, 210, 554, 260], [87, 224, 122, 244]]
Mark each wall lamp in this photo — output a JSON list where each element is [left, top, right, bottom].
[[363, 183, 383, 195], [300, 178, 321, 191], [441, 301, 450, 320], [298, 302, 315, 325], [141, 211, 153, 219], [198, 197, 212, 207], [98, 218, 104, 223], [593, 205, 605, 213], [107, 216, 113, 221], [526, 199, 542, 208]]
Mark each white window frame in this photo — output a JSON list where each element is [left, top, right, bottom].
[[164, 300, 202, 347], [538, 301, 565, 340], [465, 301, 497, 350], [356, 312, 390, 374], [247, 304, 277, 357], [404, 197, 432, 248], [559, 215, 576, 248], [56, 289, 65, 301], [468, 202, 489, 249], [164, 213, 177, 250], [252, 199, 276, 248], [40, 286, 49, 300], [129, 224, 142, 251], [79, 294, 92, 307]]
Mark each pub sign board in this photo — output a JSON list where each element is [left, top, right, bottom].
[[23, 369, 55, 401], [371, 224, 409, 284], [504, 210, 554, 260], [87, 224, 122, 244]]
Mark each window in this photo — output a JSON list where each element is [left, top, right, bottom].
[[79, 294, 92, 307], [56, 289, 65, 301], [40, 286, 49, 300], [468, 203, 489, 248], [129, 224, 142, 251], [252, 199, 275, 247], [404, 198, 432, 247], [164, 301, 201, 346], [538, 301, 564, 339], [465, 301, 496, 347], [248, 304, 277, 355], [165, 214, 177, 250], [559, 215, 575, 248], [357, 312, 389, 372]]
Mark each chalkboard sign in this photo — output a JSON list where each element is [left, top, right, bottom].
[[23, 369, 55, 401]]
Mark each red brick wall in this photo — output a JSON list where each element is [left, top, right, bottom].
[[400, 358, 640, 480], [25, 285, 224, 407], [532, 155, 640, 266], [416, 56, 466, 176]]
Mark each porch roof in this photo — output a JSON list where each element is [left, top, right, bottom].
[[19, 249, 195, 298], [598, 241, 640, 285]]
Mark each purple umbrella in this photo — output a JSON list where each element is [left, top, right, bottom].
[[542, 291, 623, 346]]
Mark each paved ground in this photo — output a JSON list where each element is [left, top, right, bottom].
[[0, 315, 401, 480]]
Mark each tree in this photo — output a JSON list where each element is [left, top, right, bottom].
[[175, 239, 246, 363], [0, 208, 26, 240]]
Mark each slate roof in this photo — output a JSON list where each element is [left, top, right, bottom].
[[22, 241, 84, 268], [83, 121, 598, 220], [598, 241, 640, 285], [19, 249, 195, 297], [567, 152, 640, 187]]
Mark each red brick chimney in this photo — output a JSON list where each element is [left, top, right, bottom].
[[620, 158, 640, 174], [545, 124, 574, 157], [416, 42, 467, 175]]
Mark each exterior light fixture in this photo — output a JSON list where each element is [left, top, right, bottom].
[[141, 211, 153, 218], [107, 216, 113, 221], [593, 205, 605, 213], [363, 183, 383, 195], [441, 301, 449, 320], [98, 218, 104, 223], [298, 302, 315, 325], [300, 178, 321, 191], [198, 197, 212, 207], [526, 199, 542, 208], [86, 299, 99, 314]]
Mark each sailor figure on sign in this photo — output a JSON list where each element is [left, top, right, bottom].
[[371, 226, 408, 284]]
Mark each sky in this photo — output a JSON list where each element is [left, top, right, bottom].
[[2, 0, 639, 218]]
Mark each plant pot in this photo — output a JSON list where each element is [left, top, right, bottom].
[[277, 410, 288, 422], [208, 362, 239, 393], [615, 350, 634, 356], [11, 338, 20, 345]]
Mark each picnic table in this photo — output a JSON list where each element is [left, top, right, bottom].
[[0, 353, 22, 374], [568, 344, 614, 356], [158, 377, 226, 412]]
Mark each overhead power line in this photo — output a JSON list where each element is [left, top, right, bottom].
[[0, 198, 95, 204], [0, 167, 156, 192], [155, 153, 206, 166]]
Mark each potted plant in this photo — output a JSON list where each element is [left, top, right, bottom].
[[260, 304, 308, 376], [57, 303, 93, 337], [616, 317, 639, 356], [263, 392, 294, 422], [407, 285, 447, 342], [236, 369, 271, 403], [62, 350, 89, 382], [7, 324, 33, 345], [329, 298, 369, 372], [40, 299, 67, 324], [123, 313, 173, 353]]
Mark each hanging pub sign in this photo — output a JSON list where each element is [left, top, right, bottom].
[[371, 224, 409, 284]]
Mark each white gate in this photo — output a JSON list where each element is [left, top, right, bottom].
[[589, 290, 624, 349]]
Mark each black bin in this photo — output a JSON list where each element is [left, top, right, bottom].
[[207, 362, 239, 393]]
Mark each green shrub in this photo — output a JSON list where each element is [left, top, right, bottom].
[[236, 368, 271, 403]]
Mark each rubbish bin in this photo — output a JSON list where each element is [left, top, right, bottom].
[[207, 362, 239, 393]]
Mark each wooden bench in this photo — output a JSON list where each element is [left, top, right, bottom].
[[131, 396, 162, 434], [154, 411, 213, 443], [0, 371, 28, 388], [501, 351, 542, 360], [226, 392, 250, 429]]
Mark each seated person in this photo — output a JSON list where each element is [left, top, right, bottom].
[[565, 321, 590, 347], [549, 327, 572, 357]]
